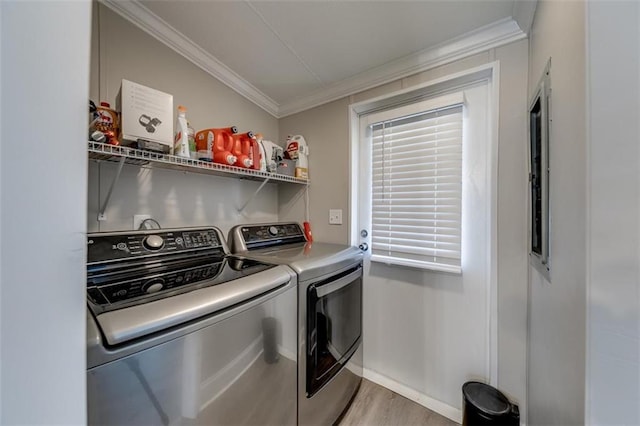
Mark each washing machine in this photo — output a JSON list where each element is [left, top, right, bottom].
[[86, 226, 298, 425]]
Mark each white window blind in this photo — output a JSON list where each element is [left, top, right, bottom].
[[365, 93, 464, 273]]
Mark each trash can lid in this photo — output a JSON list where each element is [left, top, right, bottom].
[[462, 381, 511, 417]]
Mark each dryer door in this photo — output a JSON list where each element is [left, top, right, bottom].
[[306, 265, 362, 397]]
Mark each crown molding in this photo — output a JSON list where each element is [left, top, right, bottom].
[[512, 0, 538, 35], [278, 17, 525, 117], [99, 0, 280, 117], [100, 1, 525, 119]]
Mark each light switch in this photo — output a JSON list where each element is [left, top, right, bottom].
[[329, 209, 343, 225]]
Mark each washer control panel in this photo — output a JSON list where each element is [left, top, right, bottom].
[[87, 228, 222, 264], [87, 261, 224, 306]]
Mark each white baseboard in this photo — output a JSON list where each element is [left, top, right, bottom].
[[363, 368, 463, 424], [277, 344, 297, 363]]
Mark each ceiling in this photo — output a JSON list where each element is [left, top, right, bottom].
[[103, 0, 536, 117]]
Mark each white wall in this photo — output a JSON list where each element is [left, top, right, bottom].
[[493, 41, 530, 421], [527, 2, 587, 424], [89, 4, 289, 235], [586, 2, 640, 424], [356, 81, 492, 422], [0, 1, 3, 419], [88, 161, 280, 236], [0, 1, 91, 424], [280, 41, 529, 419]]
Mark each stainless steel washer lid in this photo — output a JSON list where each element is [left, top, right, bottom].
[[93, 264, 295, 345], [236, 242, 362, 283]]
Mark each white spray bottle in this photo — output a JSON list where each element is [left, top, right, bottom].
[[173, 105, 190, 158]]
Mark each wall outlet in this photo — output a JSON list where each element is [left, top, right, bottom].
[[329, 209, 343, 225], [133, 214, 151, 230]]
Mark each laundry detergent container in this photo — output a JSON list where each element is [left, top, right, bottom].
[[462, 381, 519, 425]]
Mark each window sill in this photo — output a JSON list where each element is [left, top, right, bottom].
[[370, 255, 462, 275]]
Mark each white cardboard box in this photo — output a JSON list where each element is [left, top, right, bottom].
[[116, 79, 173, 152]]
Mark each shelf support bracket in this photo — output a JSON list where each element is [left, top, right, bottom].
[[98, 156, 126, 221], [238, 177, 271, 213]]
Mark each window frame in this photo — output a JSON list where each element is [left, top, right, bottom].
[[361, 93, 465, 273], [528, 60, 551, 281], [348, 62, 500, 384], [349, 66, 499, 257]]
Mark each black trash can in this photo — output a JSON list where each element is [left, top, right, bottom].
[[462, 381, 519, 425]]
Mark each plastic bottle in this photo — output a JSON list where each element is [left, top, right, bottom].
[[94, 101, 120, 145], [173, 105, 190, 158], [232, 131, 254, 168], [195, 127, 237, 165], [187, 121, 196, 158], [304, 221, 313, 243], [249, 134, 261, 170], [260, 139, 284, 172], [286, 135, 309, 179], [95, 101, 118, 134], [254, 133, 267, 171]]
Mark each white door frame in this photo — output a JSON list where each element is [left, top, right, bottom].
[[348, 61, 500, 386]]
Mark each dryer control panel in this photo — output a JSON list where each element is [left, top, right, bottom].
[[232, 223, 307, 251]]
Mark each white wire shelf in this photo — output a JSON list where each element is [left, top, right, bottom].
[[88, 141, 309, 185]]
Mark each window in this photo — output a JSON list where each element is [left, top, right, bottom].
[[362, 93, 464, 273], [529, 60, 551, 281], [530, 96, 543, 255]]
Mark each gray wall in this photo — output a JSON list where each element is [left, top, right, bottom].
[[280, 41, 529, 417], [91, 4, 279, 141], [89, 4, 289, 235], [0, 1, 91, 423], [586, 2, 640, 424], [527, 1, 586, 425], [278, 97, 351, 240]]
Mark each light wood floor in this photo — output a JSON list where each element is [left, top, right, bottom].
[[338, 379, 459, 426]]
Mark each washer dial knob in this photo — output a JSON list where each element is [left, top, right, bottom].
[[268, 226, 279, 237], [143, 278, 165, 294], [143, 235, 164, 251]]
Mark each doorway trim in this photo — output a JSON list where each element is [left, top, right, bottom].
[[348, 61, 500, 386]]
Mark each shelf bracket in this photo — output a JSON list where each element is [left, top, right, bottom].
[[238, 177, 271, 213], [98, 156, 126, 221]]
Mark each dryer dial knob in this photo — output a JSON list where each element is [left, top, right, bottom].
[[143, 235, 164, 251], [268, 226, 279, 237]]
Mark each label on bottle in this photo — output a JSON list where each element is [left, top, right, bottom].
[[95, 106, 118, 134], [188, 127, 196, 153]]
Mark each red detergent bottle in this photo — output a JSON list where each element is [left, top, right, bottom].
[[195, 126, 237, 165], [232, 131, 254, 168]]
